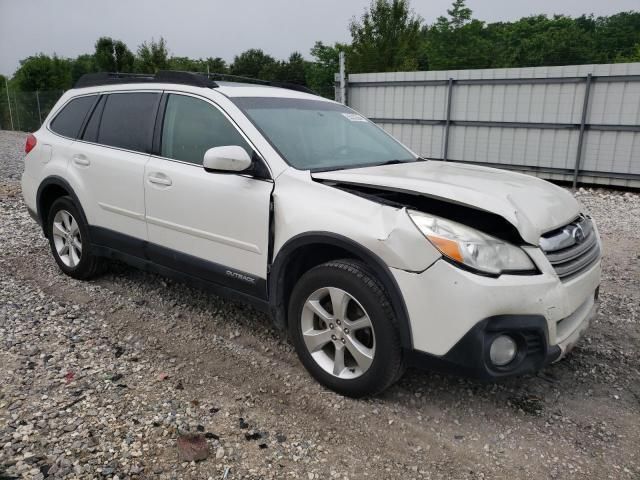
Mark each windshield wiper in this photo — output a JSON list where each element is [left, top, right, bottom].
[[376, 158, 422, 166], [310, 157, 424, 173]]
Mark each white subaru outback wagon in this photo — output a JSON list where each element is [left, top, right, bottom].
[[21, 71, 601, 397]]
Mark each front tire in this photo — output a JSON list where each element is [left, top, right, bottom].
[[288, 260, 404, 397], [46, 196, 102, 280]]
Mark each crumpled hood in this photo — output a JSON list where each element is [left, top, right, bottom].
[[311, 161, 581, 244]]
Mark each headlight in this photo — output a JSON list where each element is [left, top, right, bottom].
[[407, 210, 536, 275]]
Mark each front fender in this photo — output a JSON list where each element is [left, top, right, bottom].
[[269, 231, 415, 349]]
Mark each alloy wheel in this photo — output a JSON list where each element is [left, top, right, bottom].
[[301, 287, 376, 379], [51, 209, 82, 268]]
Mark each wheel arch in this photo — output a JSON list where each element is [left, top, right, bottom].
[[269, 232, 413, 349], [36, 176, 89, 236]]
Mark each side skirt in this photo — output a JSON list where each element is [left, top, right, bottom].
[[89, 226, 270, 313]]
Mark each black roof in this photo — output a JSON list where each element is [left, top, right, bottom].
[[74, 71, 315, 94]]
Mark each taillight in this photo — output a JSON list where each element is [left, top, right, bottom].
[[25, 134, 37, 154]]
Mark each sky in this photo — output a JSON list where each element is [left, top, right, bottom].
[[1, 0, 638, 76]]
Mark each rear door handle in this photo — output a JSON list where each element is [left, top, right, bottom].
[[148, 173, 172, 186], [72, 154, 90, 166]]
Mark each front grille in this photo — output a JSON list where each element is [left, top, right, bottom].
[[540, 215, 600, 281]]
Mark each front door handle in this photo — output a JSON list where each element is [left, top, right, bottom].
[[148, 173, 172, 186], [72, 154, 90, 166]]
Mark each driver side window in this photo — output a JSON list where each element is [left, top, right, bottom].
[[161, 94, 252, 165]]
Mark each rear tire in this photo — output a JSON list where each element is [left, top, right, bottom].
[[288, 259, 404, 397], [46, 196, 103, 280]]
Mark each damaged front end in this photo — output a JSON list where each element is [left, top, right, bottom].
[[314, 179, 540, 277], [310, 160, 582, 246], [320, 180, 526, 245]]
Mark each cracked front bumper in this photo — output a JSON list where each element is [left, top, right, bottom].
[[393, 257, 600, 379]]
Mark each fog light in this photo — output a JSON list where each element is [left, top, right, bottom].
[[489, 335, 517, 366]]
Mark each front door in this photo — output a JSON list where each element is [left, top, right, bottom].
[[143, 93, 273, 298]]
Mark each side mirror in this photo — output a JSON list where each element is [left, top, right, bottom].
[[203, 146, 252, 172]]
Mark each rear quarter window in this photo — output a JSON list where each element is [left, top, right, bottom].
[[49, 95, 97, 139], [97, 92, 161, 152]]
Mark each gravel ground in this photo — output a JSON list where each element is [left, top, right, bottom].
[[0, 130, 639, 479]]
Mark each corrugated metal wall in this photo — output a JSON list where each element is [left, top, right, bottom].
[[341, 63, 640, 188]]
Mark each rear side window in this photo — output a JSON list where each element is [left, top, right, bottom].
[[50, 95, 97, 139], [82, 96, 105, 143], [98, 92, 160, 152], [161, 94, 251, 165]]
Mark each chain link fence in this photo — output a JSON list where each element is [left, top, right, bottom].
[[313, 83, 339, 100], [0, 88, 65, 132]]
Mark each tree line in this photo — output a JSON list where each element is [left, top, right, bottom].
[[2, 0, 639, 98]]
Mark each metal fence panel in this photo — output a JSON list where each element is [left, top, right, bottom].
[[342, 63, 640, 188], [377, 122, 445, 159]]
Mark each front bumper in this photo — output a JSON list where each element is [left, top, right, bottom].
[[405, 314, 561, 379], [406, 291, 597, 380], [393, 256, 600, 379]]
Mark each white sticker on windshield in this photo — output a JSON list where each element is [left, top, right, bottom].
[[341, 113, 367, 122]]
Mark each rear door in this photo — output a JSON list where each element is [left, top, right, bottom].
[[69, 91, 161, 245], [143, 92, 273, 298]]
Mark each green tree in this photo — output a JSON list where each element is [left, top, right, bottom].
[[0, 74, 8, 129], [592, 12, 640, 62], [168, 56, 227, 74], [424, 0, 494, 70], [494, 15, 595, 67], [12, 54, 73, 91], [276, 52, 308, 84], [424, 1, 603, 70], [230, 49, 277, 78], [94, 37, 134, 72], [205, 57, 228, 74], [135, 38, 170, 73], [306, 41, 348, 97], [169, 56, 205, 72], [447, 0, 472, 28], [348, 0, 424, 72], [70, 54, 97, 84]]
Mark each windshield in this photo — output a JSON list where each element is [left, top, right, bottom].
[[232, 97, 417, 171]]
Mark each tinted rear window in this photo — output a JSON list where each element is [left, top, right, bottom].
[[97, 92, 160, 152], [50, 95, 97, 138], [82, 96, 105, 143]]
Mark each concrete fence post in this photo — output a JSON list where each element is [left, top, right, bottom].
[[339, 51, 347, 106]]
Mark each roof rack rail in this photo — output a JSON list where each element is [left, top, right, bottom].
[[74, 71, 218, 89], [205, 72, 316, 94], [74, 70, 316, 95]]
